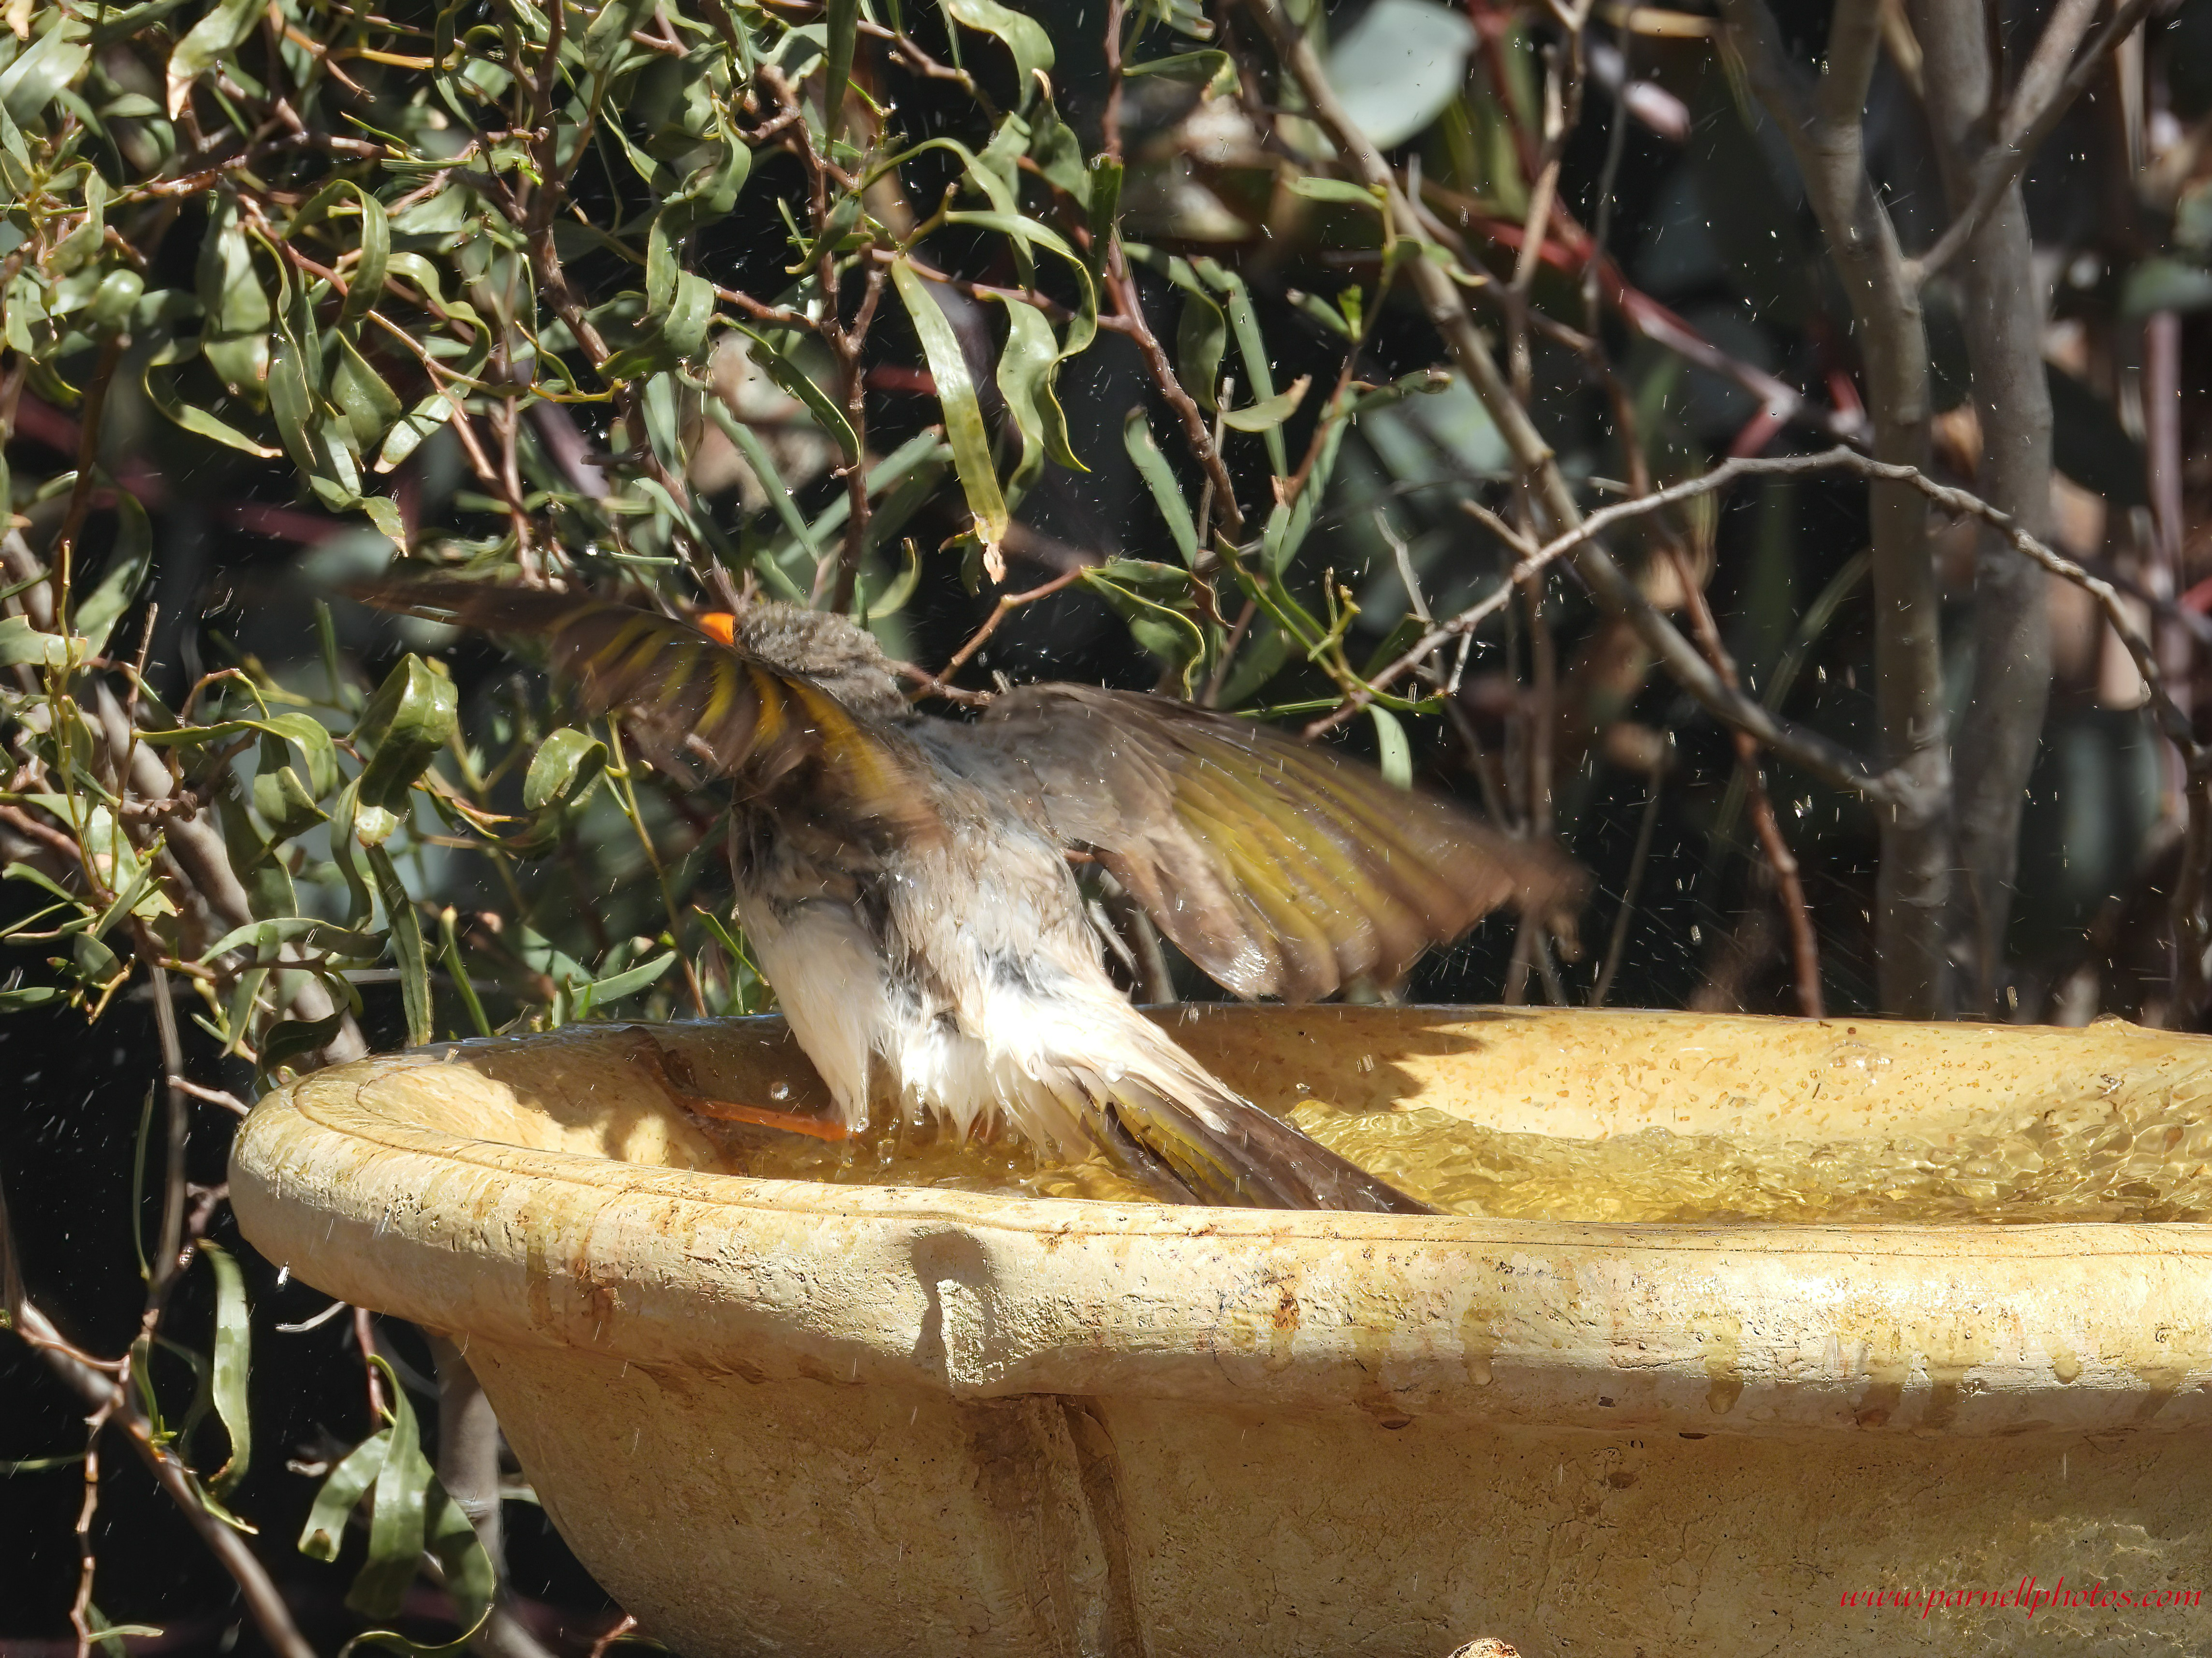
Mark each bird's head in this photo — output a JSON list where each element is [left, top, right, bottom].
[[698, 603, 908, 720]]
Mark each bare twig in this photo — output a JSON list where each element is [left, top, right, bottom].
[[1907, 0, 2158, 284], [13, 1299, 319, 1658], [939, 567, 1089, 684], [1241, 0, 1923, 836], [1591, 769, 1666, 1007], [1669, 552, 1824, 1016], [1318, 456, 1905, 804]]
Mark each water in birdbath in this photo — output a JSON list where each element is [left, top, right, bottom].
[[690, 1057, 2212, 1223]]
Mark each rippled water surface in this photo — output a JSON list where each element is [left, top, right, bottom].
[[692, 1061, 2212, 1222]]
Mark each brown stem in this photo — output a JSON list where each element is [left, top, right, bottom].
[[1913, 0, 2057, 1013], [15, 1301, 320, 1658], [1106, 255, 1245, 537], [1907, 0, 2157, 284], [1715, 0, 1950, 1016], [1240, 0, 1918, 849], [1671, 553, 1824, 1016], [939, 567, 1088, 682], [48, 335, 128, 624]]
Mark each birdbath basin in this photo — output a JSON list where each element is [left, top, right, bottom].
[[230, 1007, 2212, 1657]]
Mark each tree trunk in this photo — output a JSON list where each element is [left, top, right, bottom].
[[1913, 0, 2057, 1015]]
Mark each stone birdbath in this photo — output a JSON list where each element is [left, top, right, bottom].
[[230, 1006, 2212, 1657]]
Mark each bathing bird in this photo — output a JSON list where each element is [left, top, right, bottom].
[[364, 579, 1579, 1212]]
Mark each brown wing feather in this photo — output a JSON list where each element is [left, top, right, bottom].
[[973, 684, 1581, 1000], [356, 580, 934, 838]]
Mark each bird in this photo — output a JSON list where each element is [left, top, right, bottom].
[[361, 578, 1580, 1213]]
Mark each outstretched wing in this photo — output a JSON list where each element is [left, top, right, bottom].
[[963, 684, 1580, 1002], [358, 580, 932, 835]]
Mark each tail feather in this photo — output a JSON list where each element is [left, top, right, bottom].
[[1059, 1058, 1434, 1214]]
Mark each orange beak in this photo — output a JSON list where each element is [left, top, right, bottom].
[[698, 612, 738, 647]]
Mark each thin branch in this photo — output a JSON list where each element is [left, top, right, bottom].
[[1591, 770, 1666, 1007], [1241, 0, 1916, 815], [12, 1300, 319, 1658], [1319, 455, 1904, 803], [938, 567, 1088, 683], [1669, 551, 1824, 1017], [1908, 0, 2157, 284]]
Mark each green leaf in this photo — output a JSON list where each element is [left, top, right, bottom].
[[1286, 175, 1386, 208], [352, 1354, 431, 1614], [299, 1430, 389, 1561], [260, 1007, 348, 1072], [2121, 257, 2212, 318], [1087, 157, 1123, 255], [199, 916, 381, 964], [75, 490, 152, 656], [426, 1474, 495, 1636], [0, 614, 72, 670], [1082, 566, 1206, 695], [729, 325, 859, 460], [200, 1241, 251, 1496], [291, 181, 389, 333], [196, 196, 272, 399], [266, 711, 341, 795], [353, 656, 460, 812], [1324, 0, 1479, 149], [0, 15, 91, 124], [890, 259, 1007, 563], [165, 0, 262, 116], [144, 364, 280, 457], [366, 844, 433, 1048], [701, 394, 818, 561], [580, 949, 676, 1011], [1192, 257, 1286, 471], [941, 0, 1054, 93], [942, 212, 1099, 355], [438, 909, 493, 1041], [524, 727, 609, 811], [330, 333, 405, 455], [1131, 247, 1225, 408], [377, 393, 459, 474], [858, 539, 924, 623], [1368, 706, 1413, 789], [1122, 50, 1237, 97], [73, 929, 124, 985], [988, 295, 1082, 497], [1218, 618, 1295, 707], [1219, 375, 1311, 433], [83, 1609, 163, 1658], [1122, 411, 1198, 567]]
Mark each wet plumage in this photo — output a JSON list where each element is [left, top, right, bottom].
[[364, 579, 1581, 1212]]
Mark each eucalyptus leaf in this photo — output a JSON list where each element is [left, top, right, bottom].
[[890, 260, 1007, 563], [941, 0, 1054, 92], [165, 0, 262, 117], [367, 843, 434, 1048], [1219, 375, 1311, 433], [145, 364, 281, 457], [200, 1241, 252, 1496], [352, 655, 460, 812], [524, 727, 610, 811], [1122, 411, 1198, 567], [1368, 705, 1413, 789], [298, 1431, 389, 1562]]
